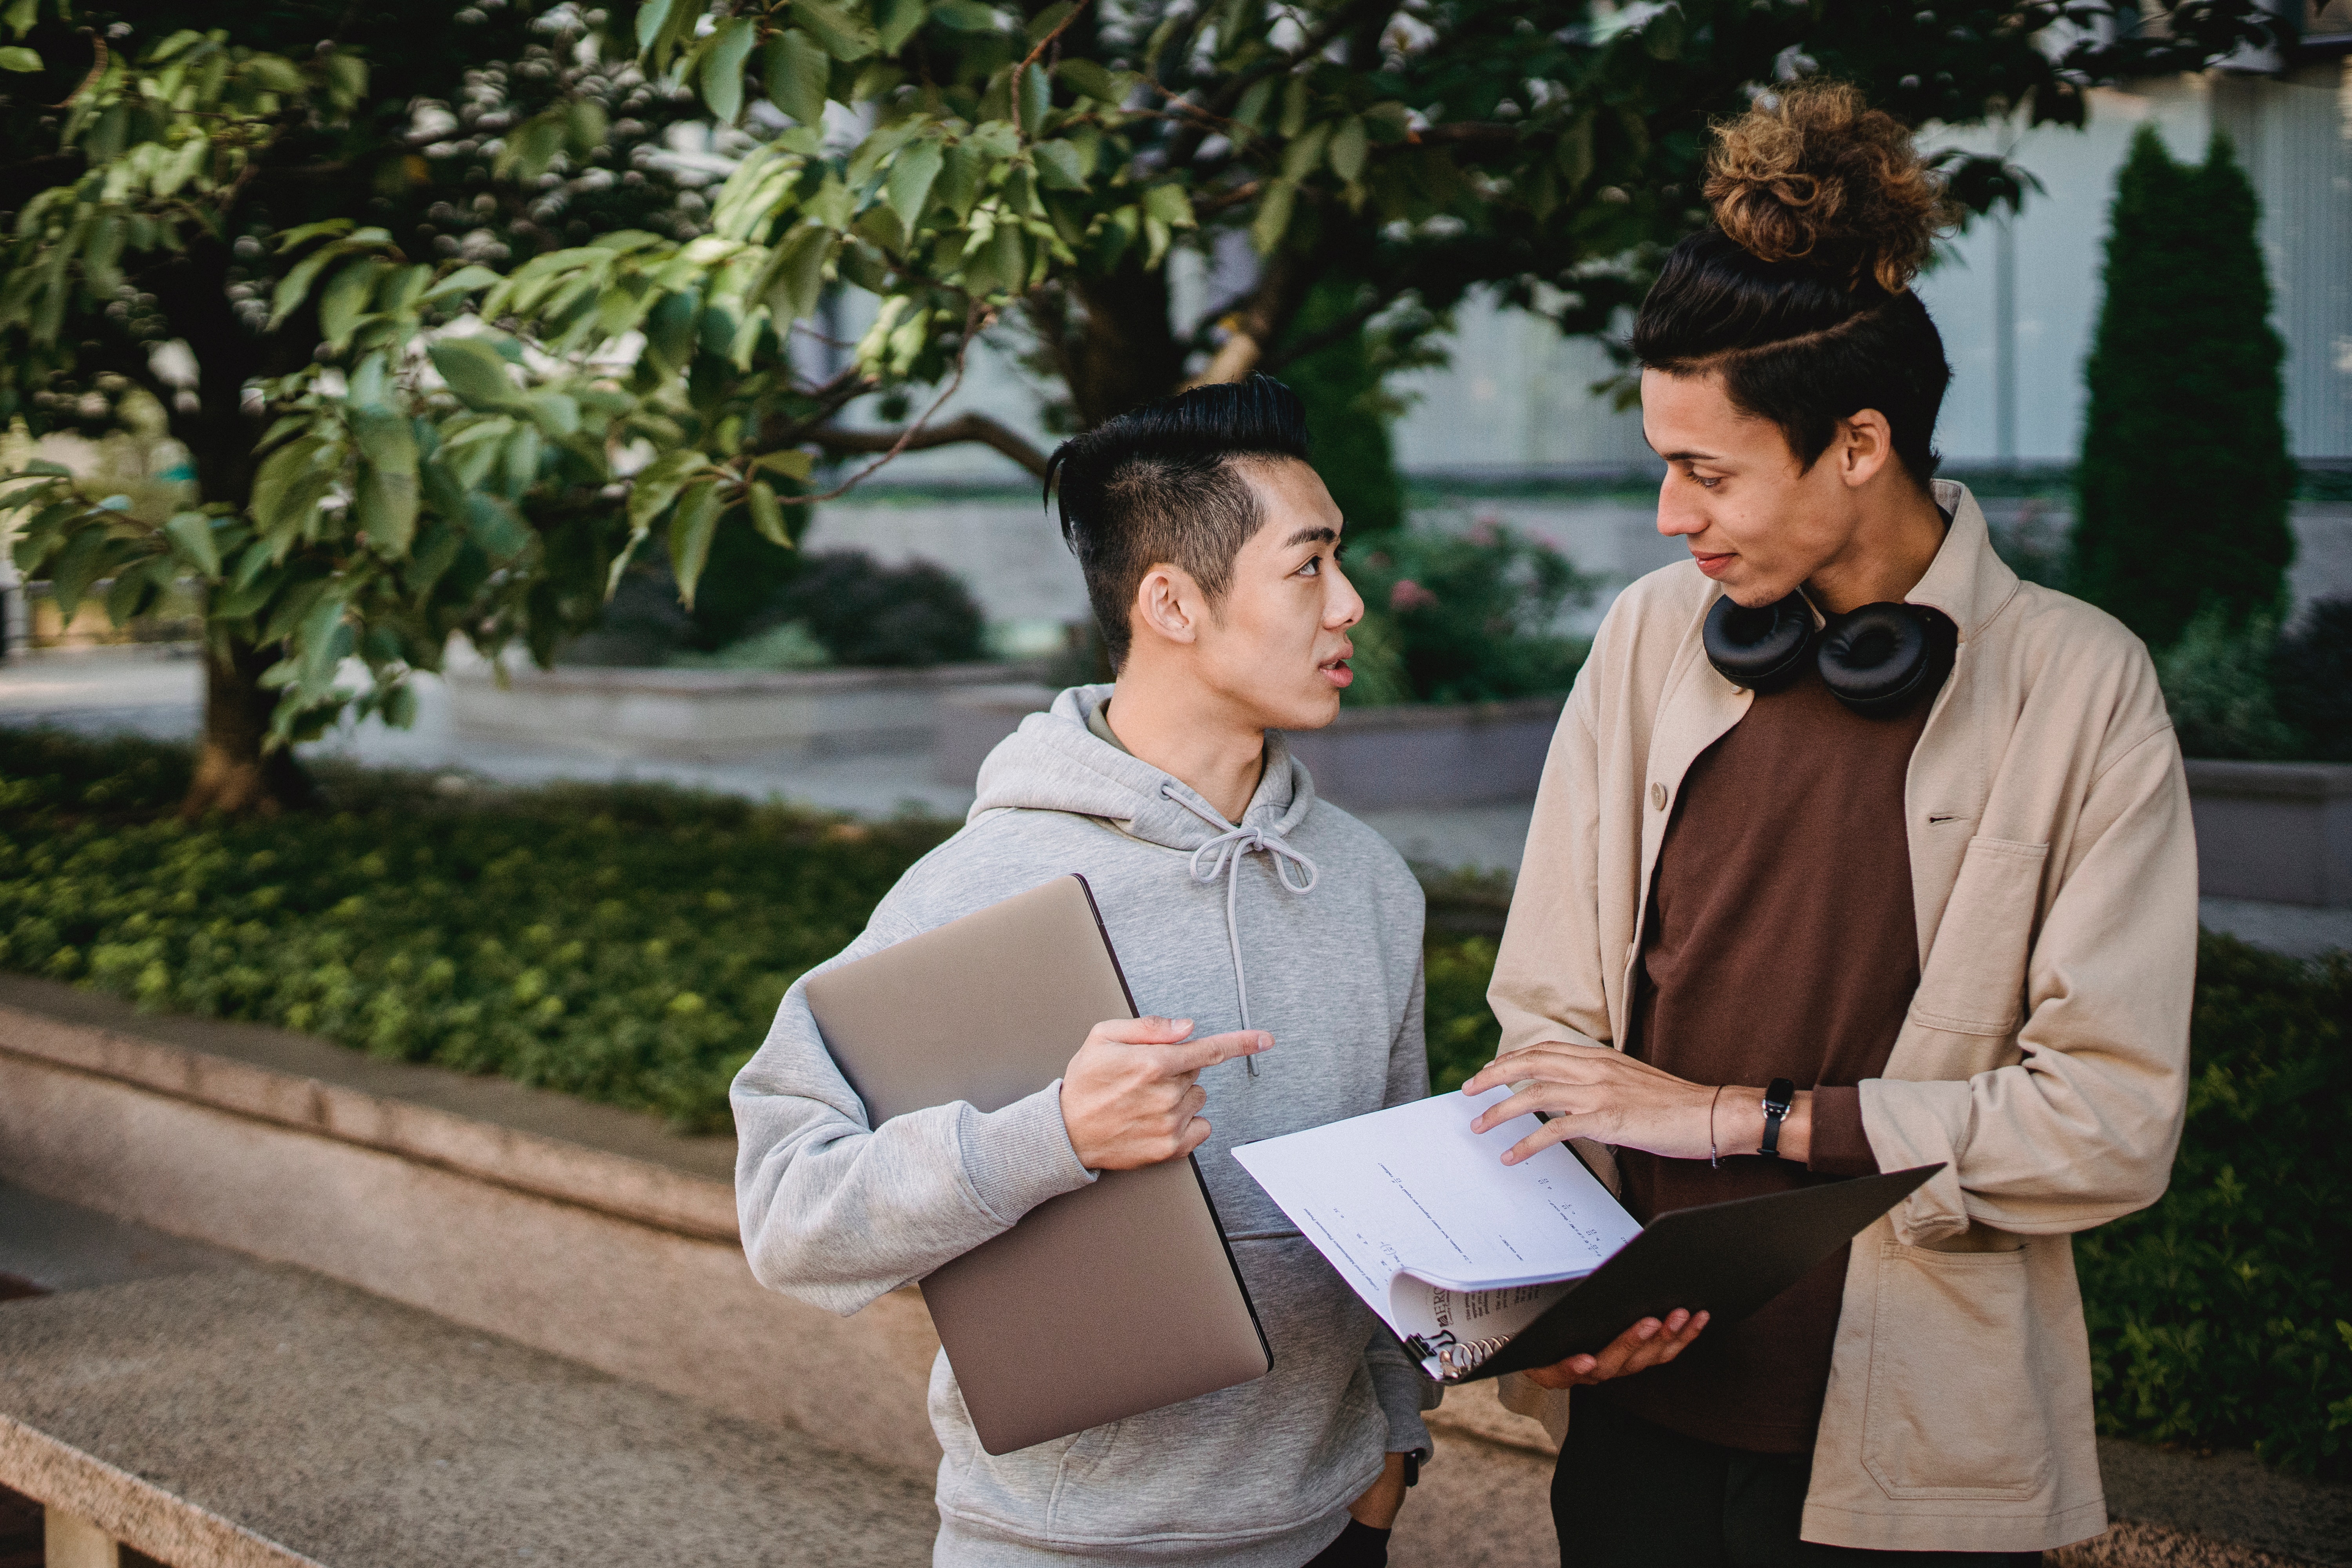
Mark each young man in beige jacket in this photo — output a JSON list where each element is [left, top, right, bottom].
[[1465, 86, 2196, 1564]]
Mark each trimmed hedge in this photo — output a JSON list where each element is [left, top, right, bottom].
[[0, 730, 954, 1132], [2076, 933, 2351, 1477], [4, 733, 2345, 1475]]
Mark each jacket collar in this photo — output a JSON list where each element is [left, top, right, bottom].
[[1911, 481, 2020, 640]]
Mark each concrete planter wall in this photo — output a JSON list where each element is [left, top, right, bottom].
[[447, 658, 1044, 762], [936, 686, 1566, 811], [2185, 760, 2352, 907]]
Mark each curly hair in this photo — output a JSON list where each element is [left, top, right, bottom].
[[1706, 81, 1957, 294], [1631, 82, 1958, 486]]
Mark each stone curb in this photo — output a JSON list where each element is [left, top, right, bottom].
[[0, 1415, 319, 1568], [0, 1004, 738, 1244]]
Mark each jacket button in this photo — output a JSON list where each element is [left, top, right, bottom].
[[1650, 782, 1668, 810]]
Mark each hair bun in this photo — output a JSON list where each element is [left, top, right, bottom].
[[1704, 81, 1956, 294]]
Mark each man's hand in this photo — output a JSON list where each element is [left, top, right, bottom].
[[1059, 1016, 1269, 1171], [1522, 1308, 1710, 1390], [1460, 1042, 1811, 1167], [1347, 1452, 1409, 1530]]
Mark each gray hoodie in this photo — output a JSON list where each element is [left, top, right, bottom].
[[732, 684, 1438, 1567]]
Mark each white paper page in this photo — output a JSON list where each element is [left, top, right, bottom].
[[1231, 1086, 1642, 1343]]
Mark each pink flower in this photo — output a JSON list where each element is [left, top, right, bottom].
[[1390, 579, 1439, 613]]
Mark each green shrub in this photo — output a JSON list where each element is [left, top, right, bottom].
[[1343, 519, 1595, 706], [2158, 604, 2302, 761], [767, 550, 986, 668], [2076, 933, 2352, 1477], [1423, 933, 1504, 1093], [0, 730, 952, 1132], [2272, 599, 2352, 761], [2073, 127, 2296, 652]]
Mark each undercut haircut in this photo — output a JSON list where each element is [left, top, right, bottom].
[[1633, 82, 1957, 487], [1045, 375, 1312, 668]]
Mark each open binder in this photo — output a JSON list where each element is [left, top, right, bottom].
[[1234, 1088, 1939, 1384], [804, 874, 1272, 1455]]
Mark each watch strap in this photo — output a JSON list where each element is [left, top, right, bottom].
[[1760, 1077, 1796, 1159]]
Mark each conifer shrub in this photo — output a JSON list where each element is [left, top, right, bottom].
[[2073, 128, 2297, 651]]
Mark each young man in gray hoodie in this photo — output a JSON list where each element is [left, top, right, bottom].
[[731, 376, 1437, 1568]]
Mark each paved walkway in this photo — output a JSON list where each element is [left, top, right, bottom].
[[0, 1187, 940, 1568]]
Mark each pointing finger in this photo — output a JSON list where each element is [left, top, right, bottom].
[[1160, 1030, 1272, 1074]]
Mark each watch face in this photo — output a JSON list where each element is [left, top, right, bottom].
[[1764, 1077, 1796, 1114]]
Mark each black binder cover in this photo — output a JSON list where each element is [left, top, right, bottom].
[[1457, 1163, 1943, 1383]]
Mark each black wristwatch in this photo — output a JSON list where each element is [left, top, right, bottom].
[[1760, 1078, 1796, 1160]]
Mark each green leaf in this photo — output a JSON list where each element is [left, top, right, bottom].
[[105, 557, 162, 625], [874, 0, 926, 51], [747, 481, 793, 547], [931, 0, 1000, 31], [1140, 183, 1194, 229], [163, 511, 222, 579], [1033, 139, 1089, 192], [1018, 60, 1051, 139], [269, 243, 348, 331], [1233, 76, 1275, 130], [356, 468, 418, 557], [1278, 76, 1309, 138], [0, 46, 40, 71], [1282, 121, 1332, 182], [1024, 2, 1075, 44], [1250, 178, 1296, 255], [667, 480, 723, 609], [420, 264, 502, 303], [464, 493, 532, 559], [1328, 116, 1368, 183], [45, 526, 110, 620], [793, 0, 878, 60], [701, 16, 757, 124], [634, 0, 676, 49], [319, 257, 389, 351], [566, 98, 609, 154], [290, 592, 349, 703], [764, 223, 833, 326], [765, 30, 831, 127], [430, 337, 526, 413], [627, 449, 708, 533], [885, 140, 944, 228], [250, 437, 334, 548], [352, 408, 421, 557], [753, 450, 816, 481]]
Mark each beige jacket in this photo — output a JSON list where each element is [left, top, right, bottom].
[[1488, 482, 2196, 1553]]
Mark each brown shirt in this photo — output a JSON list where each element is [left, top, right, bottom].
[[1596, 659, 1926, 1454]]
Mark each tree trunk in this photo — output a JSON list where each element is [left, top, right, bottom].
[[1051, 262, 1191, 427], [180, 638, 316, 820], [145, 237, 313, 818]]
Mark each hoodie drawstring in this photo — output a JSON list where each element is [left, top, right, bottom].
[[1161, 785, 1318, 1078]]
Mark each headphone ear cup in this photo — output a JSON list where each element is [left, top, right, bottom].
[[1703, 593, 1815, 693], [1817, 603, 1958, 718]]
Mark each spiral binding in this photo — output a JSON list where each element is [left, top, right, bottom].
[[1406, 1334, 1513, 1381]]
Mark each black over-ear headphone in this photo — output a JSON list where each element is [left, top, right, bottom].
[[1703, 593, 1958, 718]]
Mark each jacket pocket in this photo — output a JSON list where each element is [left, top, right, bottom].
[[1911, 835, 2047, 1036], [1861, 1243, 2050, 1499]]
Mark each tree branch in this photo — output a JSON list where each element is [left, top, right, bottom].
[[807, 411, 1050, 479]]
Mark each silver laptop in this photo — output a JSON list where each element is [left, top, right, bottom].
[[804, 873, 1272, 1454]]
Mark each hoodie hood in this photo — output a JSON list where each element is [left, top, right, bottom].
[[971, 683, 1318, 848]]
